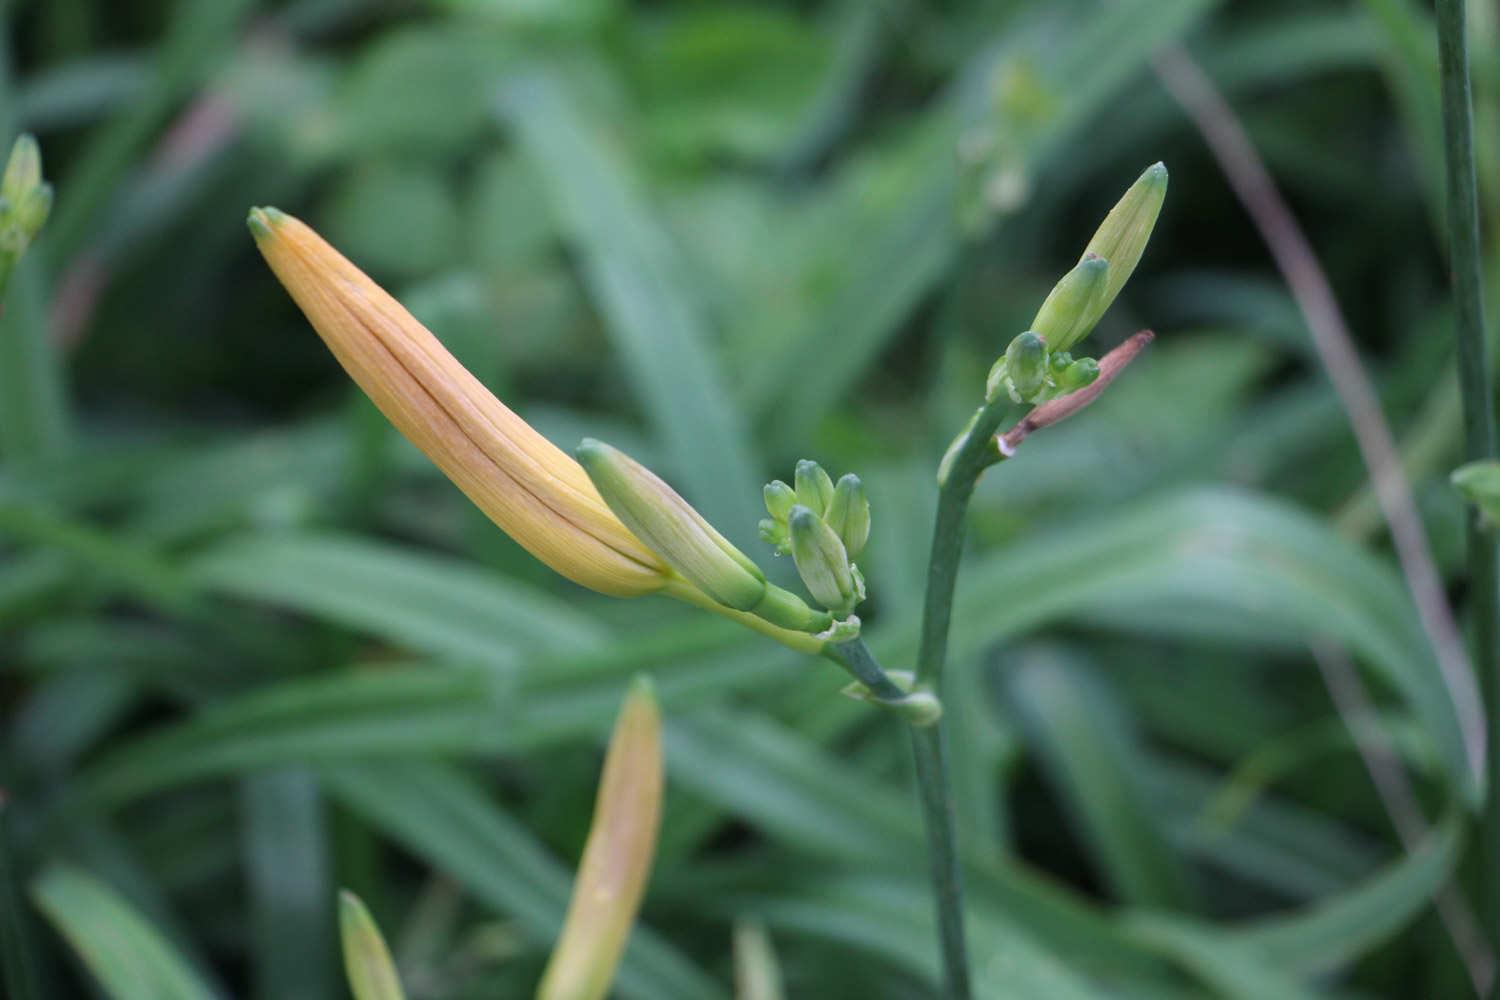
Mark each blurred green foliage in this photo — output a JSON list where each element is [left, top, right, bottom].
[[1, 0, 1497, 997]]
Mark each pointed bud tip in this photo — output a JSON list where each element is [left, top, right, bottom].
[[627, 674, 657, 702], [246, 206, 288, 241], [1145, 161, 1168, 182]]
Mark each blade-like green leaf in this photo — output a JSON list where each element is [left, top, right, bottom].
[[31, 865, 222, 1000], [1006, 652, 1196, 910], [186, 532, 608, 668]]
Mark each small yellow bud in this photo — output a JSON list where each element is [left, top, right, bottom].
[[338, 891, 406, 1000], [538, 679, 663, 1000]]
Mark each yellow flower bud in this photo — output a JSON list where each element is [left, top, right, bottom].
[[538, 679, 663, 1000], [338, 891, 406, 1000], [248, 208, 670, 598]]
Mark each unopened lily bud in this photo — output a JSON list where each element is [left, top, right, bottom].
[[825, 474, 870, 559], [538, 679, 662, 1000], [0, 134, 51, 267], [1031, 253, 1108, 354], [339, 891, 406, 1000], [1053, 356, 1100, 394], [577, 439, 766, 611], [2, 135, 41, 205], [250, 209, 670, 598], [789, 505, 857, 615], [1077, 162, 1167, 333], [794, 460, 835, 516]]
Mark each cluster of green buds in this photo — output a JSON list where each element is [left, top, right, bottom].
[[760, 460, 870, 619], [1453, 460, 1500, 530], [983, 163, 1167, 405], [0, 134, 52, 286]]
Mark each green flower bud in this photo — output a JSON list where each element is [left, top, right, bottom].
[[0, 134, 50, 271], [763, 480, 796, 521], [2, 135, 42, 206], [1007, 331, 1049, 400], [825, 474, 870, 559], [789, 505, 858, 615], [1030, 253, 1108, 354], [1048, 350, 1073, 375], [1077, 162, 1167, 333], [1453, 460, 1500, 528], [13, 185, 50, 239], [794, 460, 834, 516], [1053, 356, 1100, 394], [986, 331, 1048, 403], [578, 439, 767, 611], [339, 891, 407, 1000], [759, 480, 796, 554]]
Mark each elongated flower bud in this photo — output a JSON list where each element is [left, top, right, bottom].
[[763, 480, 796, 521], [824, 474, 870, 559], [2, 135, 41, 205], [1077, 162, 1167, 333], [1030, 253, 1108, 354], [794, 460, 835, 517], [577, 438, 767, 611], [789, 505, 857, 615], [249, 208, 670, 597], [339, 891, 406, 1000], [759, 480, 796, 553], [0, 134, 51, 269], [539, 679, 663, 1000]]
